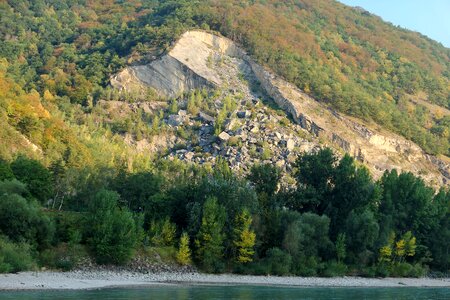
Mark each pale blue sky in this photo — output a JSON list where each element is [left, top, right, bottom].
[[338, 0, 450, 48]]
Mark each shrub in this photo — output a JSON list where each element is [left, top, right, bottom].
[[0, 236, 35, 273], [321, 261, 348, 277], [240, 261, 270, 275], [0, 188, 54, 248], [149, 217, 176, 247], [390, 262, 427, 278], [265, 248, 292, 276], [227, 136, 240, 147], [39, 244, 87, 271], [176, 232, 192, 265], [51, 211, 83, 246], [10, 156, 53, 203], [375, 263, 391, 277], [292, 256, 322, 276]]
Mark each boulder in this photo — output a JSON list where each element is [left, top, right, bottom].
[[168, 115, 183, 126], [184, 152, 194, 160], [237, 110, 251, 118], [286, 139, 295, 151], [199, 111, 215, 123], [218, 131, 231, 142]]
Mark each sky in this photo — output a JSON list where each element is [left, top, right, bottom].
[[338, 0, 450, 48]]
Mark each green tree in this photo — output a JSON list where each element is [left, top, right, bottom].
[[11, 155, 53, 203], [113, 171, 163, 213], [291, 148, 336, 213], [344, 209, 379, 265], [327, 154, 379, 239], [187, 92, 199, 115], [0, 180, 54, 248], [336, 233, 346, 263], [247, 163, 281, 197], [0, 159, 14, 181], [378, 170, 435, 244], [86, 189, 137, 265], [195, 197, 226, 272]]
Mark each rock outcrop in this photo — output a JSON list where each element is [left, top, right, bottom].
[[111, 30, 449, 186]]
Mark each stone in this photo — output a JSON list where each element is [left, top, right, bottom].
[[168, 115, 183, 126], [237, 110, 251, 118], [225, 118, 239, 131], [276, 159, 285, 168], [286, 139, 295, 151], [185, 152, 194, 160], [199, 112, 215, 123], [250, 125, 259, 134], [218, 131, 231, 142]]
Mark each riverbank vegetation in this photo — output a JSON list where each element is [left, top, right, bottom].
[[0, 151, 448, 277]]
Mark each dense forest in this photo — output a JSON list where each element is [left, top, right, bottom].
[[1, 151, 449, 276], [0, 0, 449, 276]]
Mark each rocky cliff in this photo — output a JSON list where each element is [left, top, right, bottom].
[[111, 30, 449, 186]]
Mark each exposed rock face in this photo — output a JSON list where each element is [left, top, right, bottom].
[[111, 31, 243, 97], [112, 30, 449, 186]]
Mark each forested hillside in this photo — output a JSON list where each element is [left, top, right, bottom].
[[0, 0, 449, 276], [1, 0, 449, 158]]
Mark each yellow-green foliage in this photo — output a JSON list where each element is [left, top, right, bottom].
[[379, 231, 416, 264], [233, 209, 256, 264], [150, 217, 176, 246], [176, 232, 192, 265]]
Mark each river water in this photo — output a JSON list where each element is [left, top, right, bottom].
[[0, 285, 449, 299]]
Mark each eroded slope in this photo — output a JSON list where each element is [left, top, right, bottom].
[[112, 31, 449, 186]]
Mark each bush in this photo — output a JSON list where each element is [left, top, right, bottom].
[[359, 266, 375, 277], [321, 261, 348, 277], [227, 136, 240, 147], [234, 261, 269, 275], [39, 244, 87, 271], [0, 236, 35, 273], [10, 156, 53, 203], [390, 262, 427, 278], [375, 263, 391, 277], [149, 217, 176, 247], [292, 256, 322, 276], [265, 248, 292, 276], [51, 211, 83, 246], [0, 188, 54, 248]]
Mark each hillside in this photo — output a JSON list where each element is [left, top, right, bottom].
[[112, 30, 448, 186], [0, 0, 449, 276], [0, 0, 449, 165]]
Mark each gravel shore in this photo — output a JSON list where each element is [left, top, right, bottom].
[[0, 270, 449, 290]]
